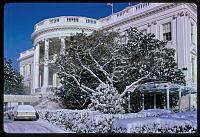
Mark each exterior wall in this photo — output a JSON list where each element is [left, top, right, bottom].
[[18, 48, 34, 94], [18, 3, 197, 107], [99, 3, 197, 89]]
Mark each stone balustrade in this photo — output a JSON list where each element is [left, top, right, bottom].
[[99, 3, 165, 27], [33, 16, 100, 33]]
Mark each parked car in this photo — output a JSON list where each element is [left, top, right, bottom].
[[7, 105, 38, 121]]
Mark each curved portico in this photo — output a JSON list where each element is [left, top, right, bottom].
[[31, 16, 100, 94]]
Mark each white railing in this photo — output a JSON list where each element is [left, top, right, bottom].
[[34, 16, 100, 32], [100, 3, 165, 27]]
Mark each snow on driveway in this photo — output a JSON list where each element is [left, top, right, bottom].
[[4, 117, 73, 133]]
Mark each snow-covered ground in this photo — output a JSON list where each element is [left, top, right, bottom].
[[36, 108, 197, 133], [3, 117, 73, 133]]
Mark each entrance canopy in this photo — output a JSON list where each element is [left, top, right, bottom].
[[134, 81, 196, 95], [131, 81, 197, 112]]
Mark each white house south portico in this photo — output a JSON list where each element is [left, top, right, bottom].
[[30, 16, 100, 94]]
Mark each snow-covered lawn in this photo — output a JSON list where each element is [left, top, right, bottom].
[[36, 108, 197, 133]]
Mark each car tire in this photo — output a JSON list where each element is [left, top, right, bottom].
[[33, 118, 38, 121], [7, 114, 10, 119], [11, 116, 15, 121]]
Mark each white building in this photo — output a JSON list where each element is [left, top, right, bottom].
[[18, 3, 197, 102]]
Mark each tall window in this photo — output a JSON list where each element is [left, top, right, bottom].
[[29, 64, 32, 75], [191, 23, 195, 44], [191, 58, 195, 82], [163, 22, 172, 41], [23, 66, 26, 77]]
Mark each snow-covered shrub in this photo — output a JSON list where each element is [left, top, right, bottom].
[[112, 116, 197, 133], [137, 109, 172, 117], [88, 84, 125, 114], [37, 108, 102, 133], [89, 114, 121, 133], [37, 108, 196, 133]]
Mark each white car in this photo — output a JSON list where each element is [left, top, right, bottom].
[[8, 105, 38, 121]]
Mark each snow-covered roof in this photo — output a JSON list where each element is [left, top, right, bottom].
[[133, 81, 196, 95]]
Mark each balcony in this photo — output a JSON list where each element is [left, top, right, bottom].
[[32, 16, 100, 39]]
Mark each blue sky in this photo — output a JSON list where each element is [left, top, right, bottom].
[[4, 3, 137, 71]]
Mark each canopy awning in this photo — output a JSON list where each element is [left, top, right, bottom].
[[132, 81, 197, 95], [129, 81, 196, 112]]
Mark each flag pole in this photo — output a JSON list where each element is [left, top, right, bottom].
[[112, 4, 113, 15]]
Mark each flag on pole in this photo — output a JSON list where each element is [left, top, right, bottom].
[[106, 3, 114, 14], [107, 3, 113, 6]]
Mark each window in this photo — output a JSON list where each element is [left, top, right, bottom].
[[191, 58, 195, 82], [29, 64, 32, 75], [23, 66, 26, 77], [26, 65, 29, 76], [162, 22, 172, 41], [191, 23, 195, 44]]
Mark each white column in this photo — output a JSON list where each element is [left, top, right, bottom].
[[150, 22, 158, 39], [42, 39, 49, 93], [60, 36, 66, 55], [128, 92, 131, 112], [40, 72, 42, 87], [178, 87, 182, 112], [189, 92, 191, 111], [176, 12, 188, 70], [53, 72, 57, 87], [34, 43, 40, 92], [166, 87, 170, 110], [194, 24, 197, 47], [32, 50, 35, 94], [154, 93, 156, 109], [159, 24, 163, 40], [142, 92, 144, 110], [147, 23, 151, 34]]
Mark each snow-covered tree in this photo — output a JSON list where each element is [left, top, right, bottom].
[[4, 58, 25, 95], [119, 28, 186, 112], [53, 83, 91, 110], [53, 27, 186, 112], [88, 83, 125, 114]]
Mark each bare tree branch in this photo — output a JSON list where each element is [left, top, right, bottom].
[[76, 53, 105, 84], [120, 74, 150, 98], [57, 62, 94, 95], [88, 50, 113, 85]]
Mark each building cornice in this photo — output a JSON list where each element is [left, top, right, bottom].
[[18, 54, 34, 62], [31, 25, 98, 41], [186, 3, 197, 14]]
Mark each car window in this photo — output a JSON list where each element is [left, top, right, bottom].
[[17, 105, 35, 111], [13, 106, 18, 111]]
